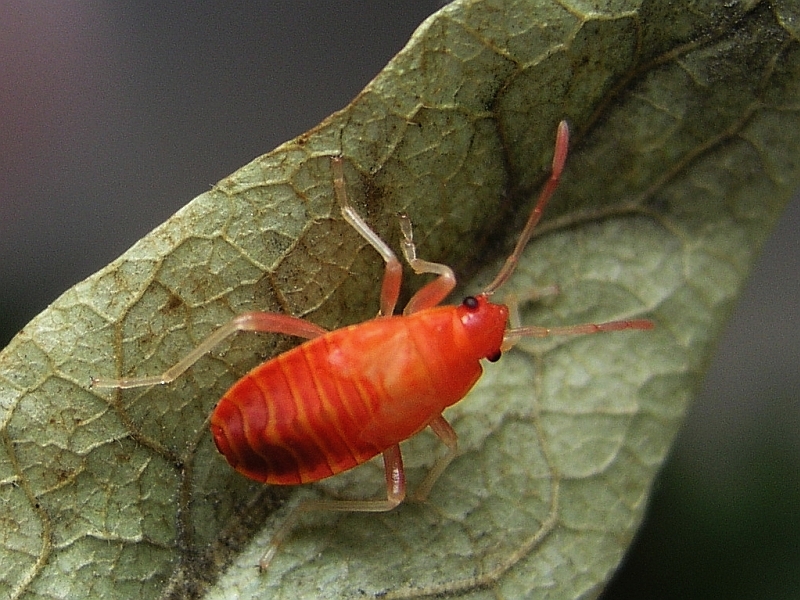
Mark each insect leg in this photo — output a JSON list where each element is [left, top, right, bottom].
[[412, 415, 458, 501], [332, 157, 402, 317], [397, 215, 456, 315], [259, 444, 406, 571], [90, 312, 327, 389], [501, 287, 561, 344]]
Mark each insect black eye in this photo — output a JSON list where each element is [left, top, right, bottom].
[[462, 296, 479, 311], [487, 350, 501, 363]]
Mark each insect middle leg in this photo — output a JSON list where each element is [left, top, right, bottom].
[[332, 157, 403, 317], [331, 156, 457, 316], [259, 444, 406, 571]]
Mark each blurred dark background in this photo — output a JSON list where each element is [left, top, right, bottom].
[[1, 4, 797, 598]]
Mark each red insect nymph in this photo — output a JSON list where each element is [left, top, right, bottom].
[[91, 121, 653, 569]]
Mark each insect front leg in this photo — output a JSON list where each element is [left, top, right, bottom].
[[260, 444, 406, 571], [412, 415, 458, 502], [397, 214, 456, 315], [501, 287, 561, 338], [90, 312, 327, 389], [332, 157, 403, 317]]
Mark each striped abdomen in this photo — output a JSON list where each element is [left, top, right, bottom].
[[209, 306, 486, 485]]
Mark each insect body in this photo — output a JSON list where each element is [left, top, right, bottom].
[[91, 120, 653, 569], [210, 295, 506, 486]]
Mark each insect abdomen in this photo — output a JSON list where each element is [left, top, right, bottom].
[[210, 336, 384, 484]]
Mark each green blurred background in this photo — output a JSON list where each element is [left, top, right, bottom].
[[1, 3, 797, 598]]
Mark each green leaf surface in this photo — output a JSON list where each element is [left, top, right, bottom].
[[2, 1, 798, 598]]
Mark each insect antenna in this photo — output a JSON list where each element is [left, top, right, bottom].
[[485, 120, 654, 349], [482, 120, 569, 295]]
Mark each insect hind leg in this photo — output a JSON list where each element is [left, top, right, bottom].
[[90, 312, 327, 389]]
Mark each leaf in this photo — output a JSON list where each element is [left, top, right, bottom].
[[1, 1, 798, 599]]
